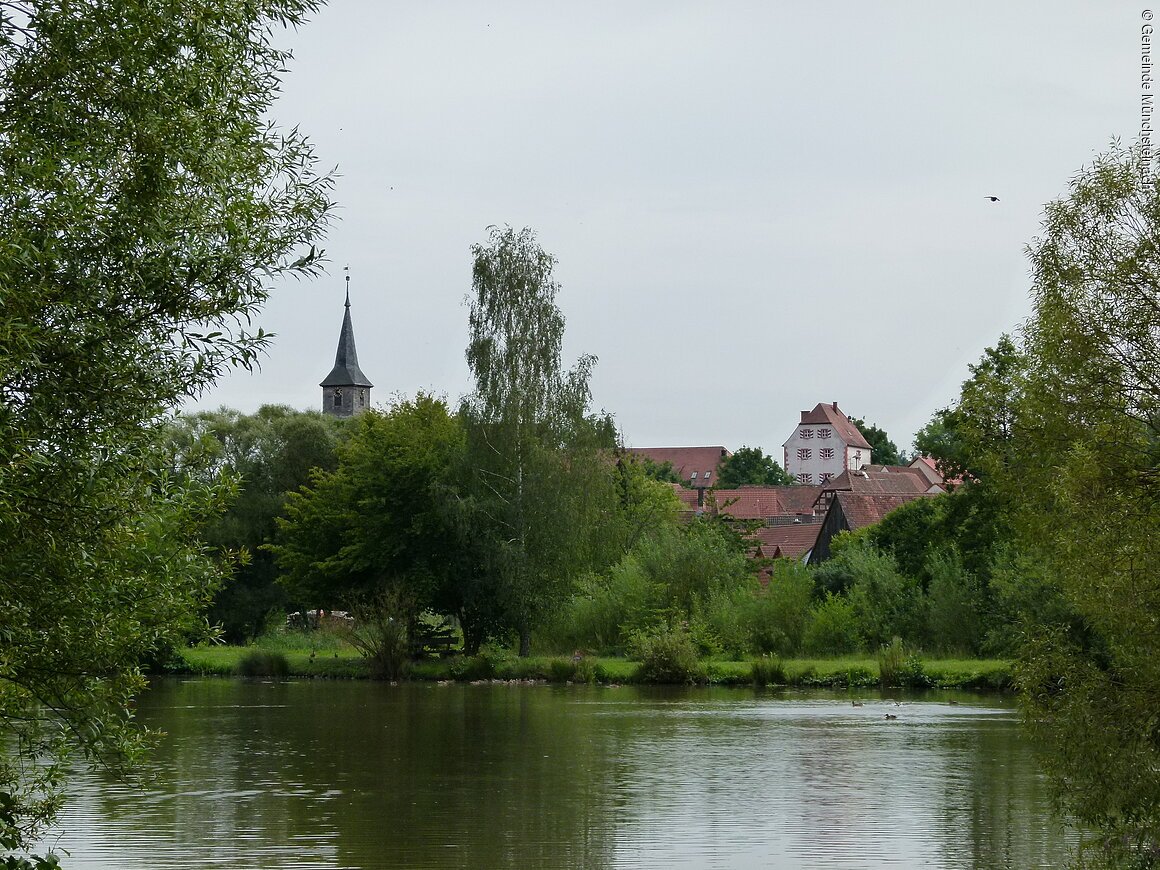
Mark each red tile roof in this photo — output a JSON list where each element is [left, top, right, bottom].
[[708, 485, 823, 519], [752, 523, 821, 560], [628, 446, 729, 485], [833, 491, 933, 531], [707, 487, 784, 519], [768, 484, 824, 515], [672, 485, 702, 511], [823, 465, 938, 497], [910, 455, 963, 488], [797, 402, 872, 450]]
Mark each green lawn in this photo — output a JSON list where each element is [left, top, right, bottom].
[[172, 644, 1011, 690]]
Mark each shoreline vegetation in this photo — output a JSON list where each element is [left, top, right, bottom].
[[171, 642, 1012, 691]]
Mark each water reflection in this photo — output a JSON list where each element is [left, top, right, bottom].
[[41, 680, 1071, 869]]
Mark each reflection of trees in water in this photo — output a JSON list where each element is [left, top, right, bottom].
[[117, 680, 621, 869], [946, 716, 1072, 868], [607, 695, 1074, 869], [79, 682, 1071, 869]]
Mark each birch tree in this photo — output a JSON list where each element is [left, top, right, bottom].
[[460, 226, 615, 656]]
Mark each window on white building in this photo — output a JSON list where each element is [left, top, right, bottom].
[[797, 472, 812, 484], [799, 429, 814, 439], [820, 447, 834, 461], [797, 448, 812, 461], [818, 428, 831, 439]]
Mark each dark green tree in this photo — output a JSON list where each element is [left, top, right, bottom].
[[639, 457, 682, 485], [0, 0, 331, 855], [848, 418, 901, 466], [460, 226, 617, 656], [715, 445, 795, 487], [166, 406, 344, 642], [1012, 142, 1160, 865], [272, 395, 465, 623], [912, 335, 1026, 483]]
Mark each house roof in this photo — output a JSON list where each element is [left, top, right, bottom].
[[672, 485, 702, 511], [708, 487, 784, 519], [832, 491, 933, 531], [910, 455, 964, 488], [768, 484, 824, 514], [706, 484, 821, 519], [752, 523, 821, 560], [628, 446, 729, 485], [822, 465, 940, 497], [791, 402, 872, 450], [908, 455, 943, 486], [320, 291, 373, 388]]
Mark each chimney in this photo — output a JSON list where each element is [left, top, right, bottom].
[[832, 401, 838, 410]]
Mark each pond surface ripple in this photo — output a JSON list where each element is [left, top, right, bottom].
[[41, 679, 1071, 869]]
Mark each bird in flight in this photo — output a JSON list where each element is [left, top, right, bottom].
[[985, 196, 1000, 202]]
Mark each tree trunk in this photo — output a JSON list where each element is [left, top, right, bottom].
[[519, 626, 531, 658], [462, 616, 484, 657]]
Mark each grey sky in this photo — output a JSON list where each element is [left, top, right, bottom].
[[190, 1, 1138, 455]]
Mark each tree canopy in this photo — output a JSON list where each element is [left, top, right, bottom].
[[0, 0, 331, 855], [848, 417, 901, 466], [167, 406, 345, 642], [272, 395, 465, 620], [1011, 143, 1160, 864], [902, 143, 1160, 864], [715, 445, 795, 487], [460, 226, 618, 655]]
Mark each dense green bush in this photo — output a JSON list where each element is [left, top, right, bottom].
[[750, 655, 786, 687], [447, 645, 512, 681], [925, 547, 984, 655], [876, 637, 929, 688], [547, 656, 599, 683], [541, 559, 658, 655], [630, 624, 703, 684], [747, 561, 813, 655], [642, 522, 752, 617], [539, 520, 753, 657], [803, 593, 861, 654], [844, 546, 926, 648]]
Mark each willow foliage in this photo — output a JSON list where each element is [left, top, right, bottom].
[[0, 0, 331, 854]]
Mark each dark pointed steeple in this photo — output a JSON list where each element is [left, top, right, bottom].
[[321, 273, 373, 416]]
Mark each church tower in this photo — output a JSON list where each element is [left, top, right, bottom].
[[320, 276, 373, 416]]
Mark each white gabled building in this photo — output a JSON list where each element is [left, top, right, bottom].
[[782, 402, 872, 485]]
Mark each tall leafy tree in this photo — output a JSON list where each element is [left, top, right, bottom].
[[715, 445, 795, 487], [848, 417, 901, 466], [0, 0, 331, 855], [460, 226, 616, 656], [271, 395, 466, 626], [1012, 142, 1160, 865], [912, 336, 1027, 483], [167, 406, 344, 642]]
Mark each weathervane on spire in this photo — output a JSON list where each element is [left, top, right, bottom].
[[344, 265, 350, 307]]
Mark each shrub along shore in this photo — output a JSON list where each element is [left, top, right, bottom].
[[171, 644, 1012, 691]]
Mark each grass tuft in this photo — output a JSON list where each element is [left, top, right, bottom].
[[237, 649, 290, 678]]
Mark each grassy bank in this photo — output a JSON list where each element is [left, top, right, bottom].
[[172, 642, 1012, 690]]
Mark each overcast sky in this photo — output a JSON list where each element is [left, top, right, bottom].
[[189, 1, 1140, 455]]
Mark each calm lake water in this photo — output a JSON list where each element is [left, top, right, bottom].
[[41, 678, 1072, 869]]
